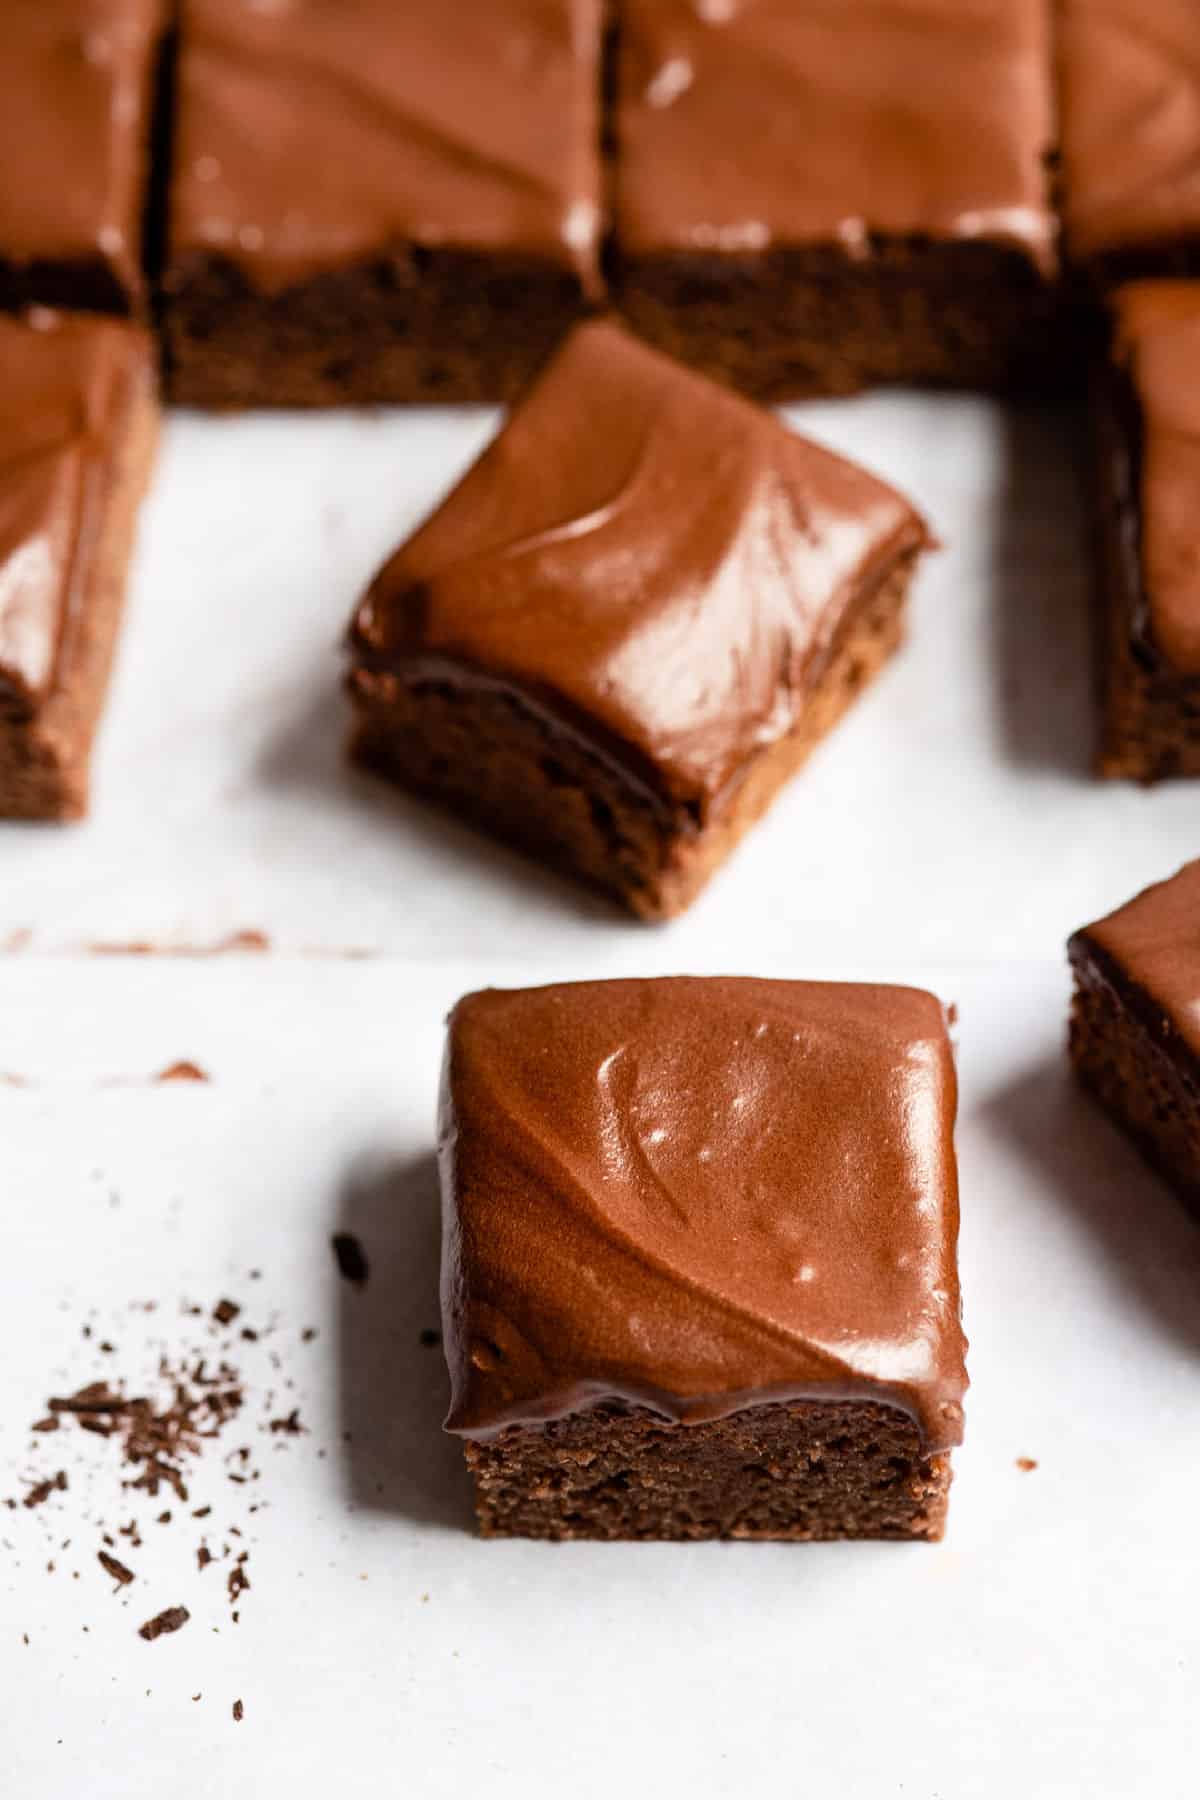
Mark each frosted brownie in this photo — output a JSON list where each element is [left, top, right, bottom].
[[346, 320, 932, 919], [1058, 0, 1200, 281], [1091, 282, 1200, 779], [438, 977, 968, 1541], [163, 0, 605, 407], [0, 313, 158, 821], [613, 0, 1058, 398], [0, 1, 165, 316], [1069, 860, 1200, 1219]]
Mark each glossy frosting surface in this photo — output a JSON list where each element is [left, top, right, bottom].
[[170, 0, 604, 292], [0, 312, 146, 706], [351, 321, 930, 815], [0, 0, 160, 292], [440, 978, 966, 1447], [1074, 860, 1200, 1063], [1060, 0, 1200, 261], [616, 0, 1055, 268], [1110, 281, 1200, 676]]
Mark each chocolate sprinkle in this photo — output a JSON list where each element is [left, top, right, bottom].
[[138, 1605, 189, 1642], [98, 1551, 135, 1588], [331, 1232, 369, 1287]]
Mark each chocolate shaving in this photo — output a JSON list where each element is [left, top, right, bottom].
[[331, 1232, 369, 1287], [213, 1299, 240, 1326], [23, 1472, 68, 1510], [138, 1606, 189, 1642], [233, 1699, 244, 1722], [268, 1410, 303, 1436], [98, 1551, 135, 1588]]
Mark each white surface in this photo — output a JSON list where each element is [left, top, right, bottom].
[[1, 397, 1198, 1796]]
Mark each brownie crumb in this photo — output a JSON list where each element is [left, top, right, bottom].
[[331, 1233, 369, 1287], [98, 1551, 135, 1588], [138, 1605, 189, 1642], [212, 1299, 241, 1326], [1016, 1457, 1038, 1473], [156, 1061, 210, 1084], [233, 1699, 244, 1723], [23, 1472, 68, 1510]]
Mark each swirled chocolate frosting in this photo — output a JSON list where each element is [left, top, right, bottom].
[[439, 978, 967, 1450], [170, 0, 604, 294], [616, 0, 1056, 271], [0, 312, 152, 709]]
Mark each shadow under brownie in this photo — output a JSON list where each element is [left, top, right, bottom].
[[612, 0, 1060, 399], [439, 977, 968, 1541], [1069, 859, 1200, 1221], [0, 312, 159, 821], [347, 319, 933, 919], [163, 0, 605, 408]]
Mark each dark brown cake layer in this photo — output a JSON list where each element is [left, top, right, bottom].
[[164, 0, 605, 407], [0, 312, 159, 822], [1068, 859, 1200, 1219], [0, 2, 165, 317], [613, 0, 1058, 397], [348, 319, 932, 916], [465, 1400, 952, 1542], [1092, 282, 1200, 780]]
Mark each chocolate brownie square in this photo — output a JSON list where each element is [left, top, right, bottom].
[[612, 0, 1059, 399], [1069, 860, 1200, 1220], [0, 2, 165, 317], [347, 320, 932, 919], [439, 977, 967, 1541], [0, 312, 159, 821], [1058, 0, 1200, 280], [164, 0, 605, 408], [1090, 281, 1200, 780]]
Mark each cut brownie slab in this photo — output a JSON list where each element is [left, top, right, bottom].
[[0, 2, 165, 316], [613, 0, 1059, 398], [164, 0, 605, 408], [1091, 282, 1200, 780], [1058, 0, 1200, 280], [439, 978, 967, 1541], [0, 312, 158, 821], [347, 320, 932, 919], [1069, 860, 1200, 1221]]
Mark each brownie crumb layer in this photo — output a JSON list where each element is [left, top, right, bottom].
[[466, 1400, 951, 1542]]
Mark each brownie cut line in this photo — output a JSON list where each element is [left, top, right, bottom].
[[163, 0, 606, 408], [438, 978, 968, 1541], [1090, 281, 1200, 781], [0, 1, 165, 318], [346, 319, 933, 920], [613, 0, 1059, 399], [1069, 859, 1200, 1220], [0, 310, 159, 822]]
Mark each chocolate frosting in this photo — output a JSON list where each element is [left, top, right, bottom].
[[0, 2, 161, 298], [1072, 860, 1200, 1064], [170, 0, 604, 295], [0, 311, 150, 708], [1109, 281, 1200, 676], [440, 978, 967, 1449], [351, 320, 931, 819], [616, 0, 1056, 271], [1060, 0, 1200, 263]]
